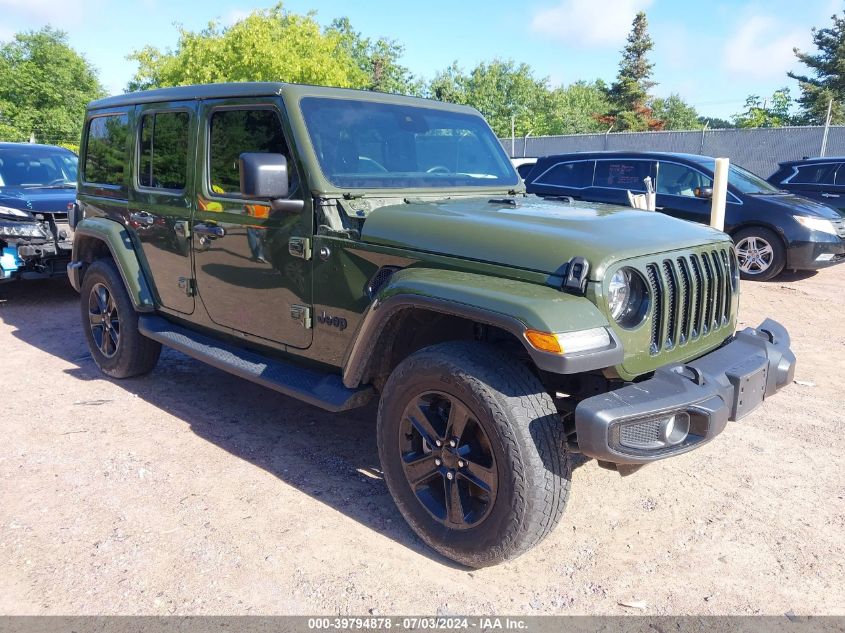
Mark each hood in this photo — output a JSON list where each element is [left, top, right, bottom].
[[752, 192, 841, 219], [361, 196, 730, 280], [0, 186, 76, 214]]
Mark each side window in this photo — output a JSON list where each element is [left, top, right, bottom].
[[208, 109, 290, 197], [657, 162, 712, 197], [832, 164, 845, 186], [534, 161, 593, 188], [83, 114, 130, 190], [593, 160, 651, 191], [793, 164, 836, 184], [138, 111, 190, 191]]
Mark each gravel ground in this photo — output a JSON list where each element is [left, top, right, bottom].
[[0, 268, 843, 616]]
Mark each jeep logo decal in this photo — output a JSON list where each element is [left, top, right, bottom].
[[317, 311, 347, 331]]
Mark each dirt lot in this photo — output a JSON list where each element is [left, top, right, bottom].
[[0, 267, 843, 616]]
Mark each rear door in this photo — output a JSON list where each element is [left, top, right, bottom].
[[779, 162, 838, 206], [527, 159, 594, 198], [654, 160, 714, 224], [128, 102, 196, 314], [191, 100, 312, 349], [586, 158, 655, 205]]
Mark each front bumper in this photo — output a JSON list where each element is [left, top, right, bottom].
[[574, 318, 795, 465], [786, 236, 845, 270]]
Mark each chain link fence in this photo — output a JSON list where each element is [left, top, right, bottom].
[[502, 126, 845, 178]]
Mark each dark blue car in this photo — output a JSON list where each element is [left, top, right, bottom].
[[767, 157, 845, 216], [0, 143, 78, 282], [524, 151, 845, 281]]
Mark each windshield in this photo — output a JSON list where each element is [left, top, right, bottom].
[[0, 147, 78, 189], [300, 97, 518, 190], [728, 164, 780, 194]]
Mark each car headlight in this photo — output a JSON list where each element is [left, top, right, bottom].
[[607, 267, 649, 328], [793, 215, 838, 235], [0, 221, 47, 238]]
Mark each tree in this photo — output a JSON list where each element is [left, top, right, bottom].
[[428, 59, 549, 137], [606, 11, 660, 131], [541, 81, 611, 135], [650, 94, 700, 130], [0, 27, 105, 145], [697, 116, 735, 129], [733, 88, 794, 128], [128, 4, 365, 90], [789, 10, 845, 124], [326, 17, 423, 95]]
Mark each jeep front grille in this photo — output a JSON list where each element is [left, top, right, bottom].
[[832, 218, 845, 239], [646, 247, 735, 355]]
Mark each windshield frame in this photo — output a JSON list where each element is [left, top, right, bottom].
[[0, 146, 78, 189], [297, 96, 519, 193]]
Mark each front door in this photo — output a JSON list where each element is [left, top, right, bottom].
[[654, 161, 715, 225], [128, 102, 196, 314], [191, 100, 312, 349]]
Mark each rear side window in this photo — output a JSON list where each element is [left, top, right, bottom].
[[833, 164, 845, 185], [138, 111, 190, 191], [533, 161, 593, 188], [84, 114, 129, 189], [791, 163, 836, 184], [594, 160, 652, 191], [208, 109, 287, 196]]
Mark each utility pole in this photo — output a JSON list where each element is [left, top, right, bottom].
[[511, 116, 515, 157]]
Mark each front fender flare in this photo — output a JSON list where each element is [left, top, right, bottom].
[[71, 217, 155, 311], [342, 268, 622, 388]]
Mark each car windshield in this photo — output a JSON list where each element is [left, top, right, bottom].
[[727, 164, 781, 195], [300, 97, 518, 190], [0, 147, 78, 189]]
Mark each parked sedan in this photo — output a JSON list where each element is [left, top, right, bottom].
[[768, 157, 845, 216], [524, 151, 845, 280]]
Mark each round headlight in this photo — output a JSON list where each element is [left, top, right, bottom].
[[607, 267, 649, 328]]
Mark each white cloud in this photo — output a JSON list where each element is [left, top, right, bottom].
[[530, 0, 654, 47], [722, 15, 810, 79], [224, 8, 252, 26], [0, 0, 87, 25]]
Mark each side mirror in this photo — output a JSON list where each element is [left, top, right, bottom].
[[695, 186, 713, 199], [239, 152, 289, 199]]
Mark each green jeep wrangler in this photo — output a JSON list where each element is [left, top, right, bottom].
[[68, 83, 795, 567]]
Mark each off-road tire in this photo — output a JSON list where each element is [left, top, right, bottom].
[[733, 226, 786, 281], [377, 341, 571, 567], [80, 258, 161, 378]]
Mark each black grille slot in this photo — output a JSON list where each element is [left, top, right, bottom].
[[677, 257, 692, 343], [700, 252, 715, 333], [645, 264, 663, 355], [662, 260, 678, 348], [689, 255, 703, 338], [366, 266, 400, 299], [833, 218, 845, 239], [720, 249, 733, 323]]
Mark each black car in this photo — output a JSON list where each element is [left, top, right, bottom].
[[768, 157, 845, 217], [0, 143, 77, 282], [524, 151, 845, 280]]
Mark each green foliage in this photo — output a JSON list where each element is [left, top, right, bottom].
[[606, 12, 660, 131], [650, 94, 700, 130], [733, 88, 795, 128], [326, 17, 423, 96], [542, 81, 612, 134], [128, 4, 365, 90], [789, 10, 845, 124], [0, 27, 105, 145], [697, 116, 735, 130]]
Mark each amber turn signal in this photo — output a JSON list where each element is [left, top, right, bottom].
[[525, 330, 563, 354]]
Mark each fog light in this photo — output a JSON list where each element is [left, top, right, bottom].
[[660, 413, 690, 446]]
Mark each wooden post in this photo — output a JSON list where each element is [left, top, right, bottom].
[[710, 157, 729, 231]]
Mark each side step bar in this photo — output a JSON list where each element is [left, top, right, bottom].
[[138, 315, 373, 413]]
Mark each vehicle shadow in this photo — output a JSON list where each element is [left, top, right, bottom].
[[0, 278, 590, 567]]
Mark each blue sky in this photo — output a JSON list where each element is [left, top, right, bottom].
[[0, 0, 841, 119]]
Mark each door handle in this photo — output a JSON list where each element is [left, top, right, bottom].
[[194, 224, 226, 238], [129, 211, 155, 227], [822, 193, 840, 198]]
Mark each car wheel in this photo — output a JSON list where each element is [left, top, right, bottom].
[[80, 258, 161, 378], [377, 341, 571, 568], [733, 227, 785, 281]]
